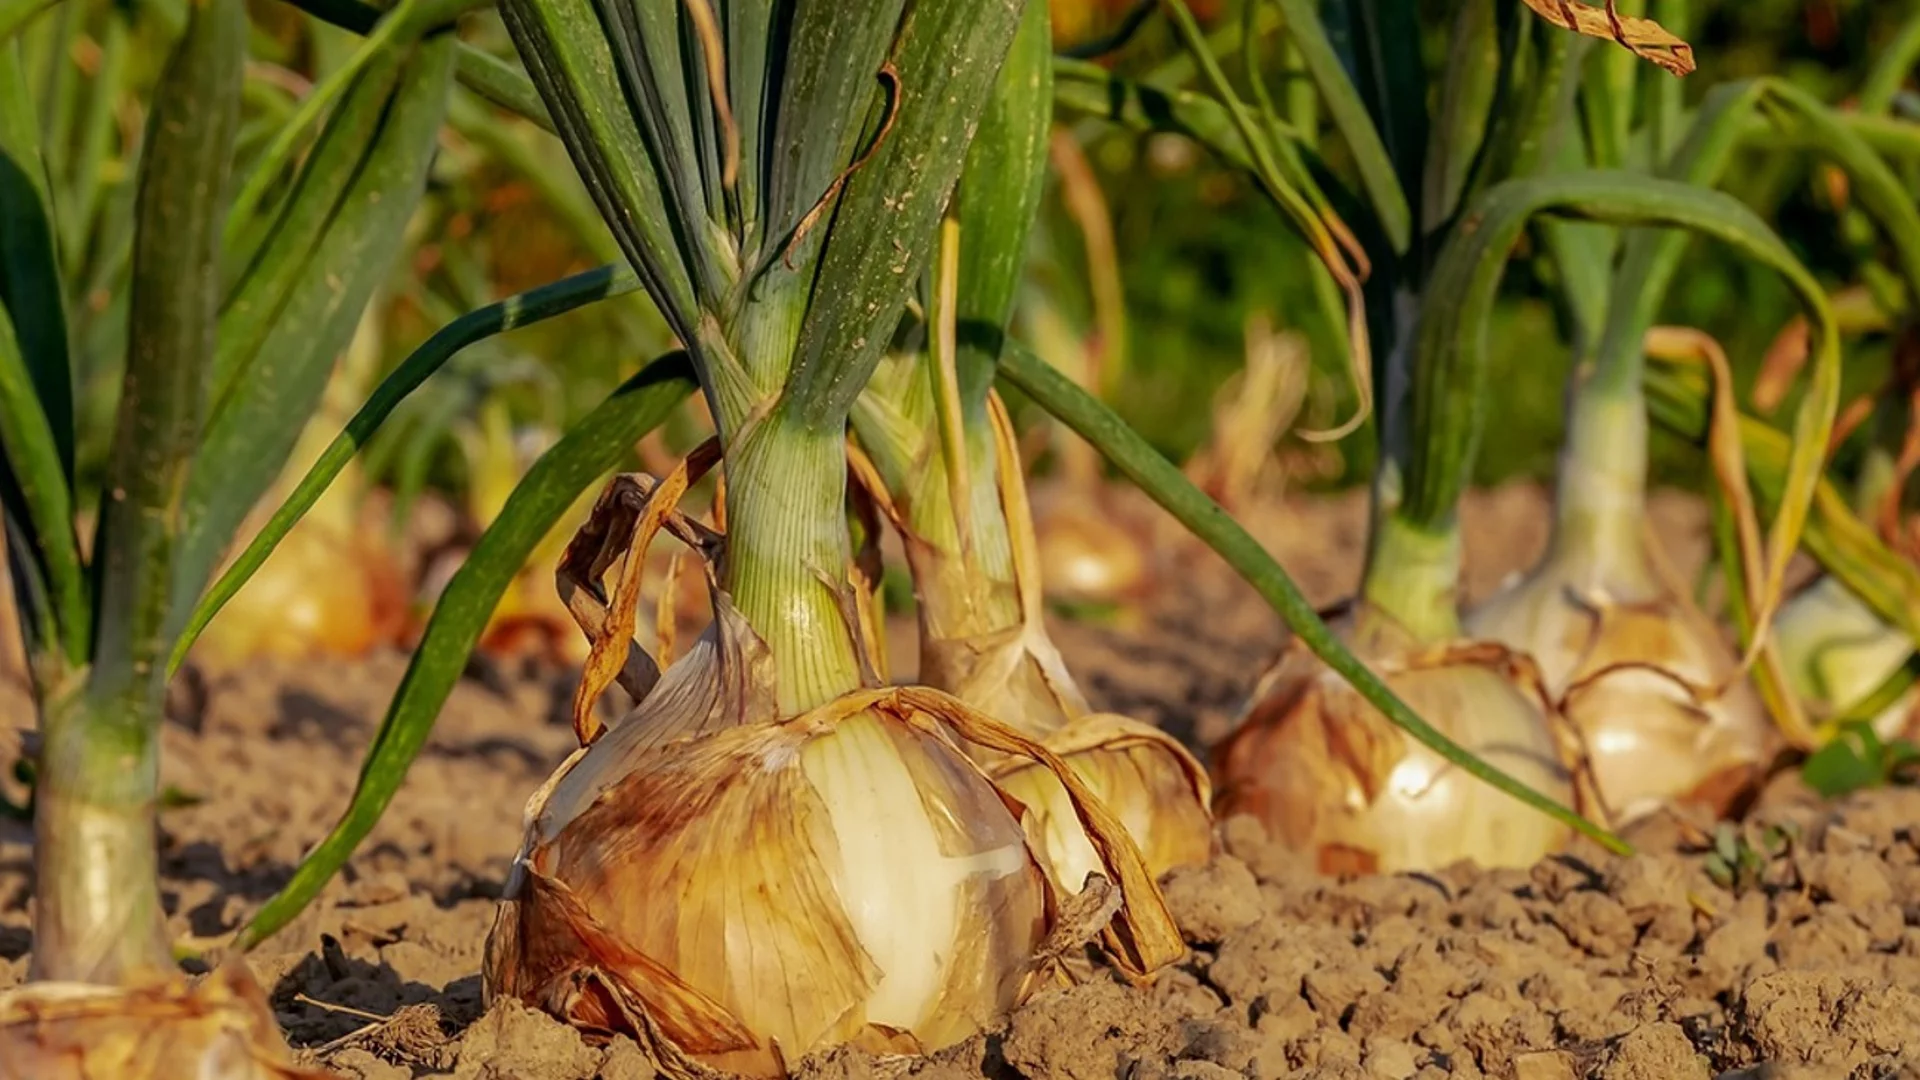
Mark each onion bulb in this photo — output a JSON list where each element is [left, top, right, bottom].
[[193, 465, 407, 668], [1021, 287, 1155, 610], [986, 712, 1214, 893], [1027, 480, 1154, 607], [485, 470, 1184, 1078], [194, 312, 408, 668], [1465, 433, 1775, 824], [1467, 566, 1773, 824], [0, 965, 328, 1079], [882, 397, 1213, 894], [1214, 605, 1584, 875], [1772, 575, 1918, 741], [919, 573, 1215, 892]]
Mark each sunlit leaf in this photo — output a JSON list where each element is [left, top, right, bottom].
[[1518, 0, 1693, 76]]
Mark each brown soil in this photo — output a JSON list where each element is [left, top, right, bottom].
[[4, 483, 1914, 1080]]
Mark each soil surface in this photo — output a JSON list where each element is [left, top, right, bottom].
[[5, 484, 1916, 1080]]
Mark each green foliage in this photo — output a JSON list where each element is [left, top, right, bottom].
[[238, 354, 695, 950], [998, 339, 1629, 856], [1802, 720, 1920, 799], [172, 263, 646, 674], [1703, 820, 1795, 895]]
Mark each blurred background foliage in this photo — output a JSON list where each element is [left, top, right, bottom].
[[19, 0, 1918, 522]]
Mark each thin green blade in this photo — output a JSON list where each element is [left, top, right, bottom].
[[236, 354, 696, 951], [502, 0, 703, 348], [1270, 0, 1409, 253], [0, 41, 71, 478], [171, 264, 644, 675], [951, 0, 1051, 406], [760, 0, 907, 259], [0, 303, 82, 664], [997, 339, 1628, 856], [781, 0, 1029, 430]]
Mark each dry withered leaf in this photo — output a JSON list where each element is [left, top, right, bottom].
[[1519, 0, 1695, 76]]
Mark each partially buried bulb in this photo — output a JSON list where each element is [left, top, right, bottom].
[[899, 396, 1214, 895], [0, 965, 329, 1080], [484, 461, 1183, 1079], [1214, 604, 1587, 875]]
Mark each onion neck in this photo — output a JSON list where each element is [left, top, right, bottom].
[[1360, 512, 1464, 644], [722, 415, 866, 714], [906, 411, 1022, 642], [1544, 375, 1659, 598], [31, 683, 172, 983]]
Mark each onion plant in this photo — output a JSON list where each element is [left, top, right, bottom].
[[1645, 338, 1920, 744], [463, 0, 1202, 1073], [1471, 9, 1920, 823], [1123, 0, 1596, 872], [1063, 0, 1855, 868], [0, 0, 1703, 1071], [848, 3, 1213, 898], [1706, 27, 1920, 750], [0, 0, 453, 1070]]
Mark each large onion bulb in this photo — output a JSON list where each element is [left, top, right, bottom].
[[193, 489, 406, 668], [1213, 606, 1583, 875], [1028, 480, 1153, 607], [486, 474, 1182, 1079]]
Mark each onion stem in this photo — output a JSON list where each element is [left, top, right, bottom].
[[925, 424, 1025, 638], [1360, 514, 1463, 643], [1000, 340, 1630, 856], [723, 414, 865, 713], [31, 687, 169, 981], [1544, 378, 1659, 594]]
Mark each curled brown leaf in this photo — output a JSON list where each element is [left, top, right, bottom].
[[1519, 0, 1695, 76]]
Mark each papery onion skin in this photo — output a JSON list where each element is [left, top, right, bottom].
[[486, 677, 1050, 1078], [1467, 558, 1776, 824], [1772, 575, 1918, 742], [0, 965, 330, 1080], [1213, 611, 1580, 875], [991, 717, 1214, 891]]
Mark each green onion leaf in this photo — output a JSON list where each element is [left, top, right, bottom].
[[88, 0, 246, 700], [998, 339, 1629, 856], [236, 354, 696, 952], [171, 263, 644, 676]]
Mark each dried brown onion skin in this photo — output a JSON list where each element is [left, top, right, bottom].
[[1469, 570, 1775, 824], [1214, 610, 1585, 875], [0, 964, 332, 1080]]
